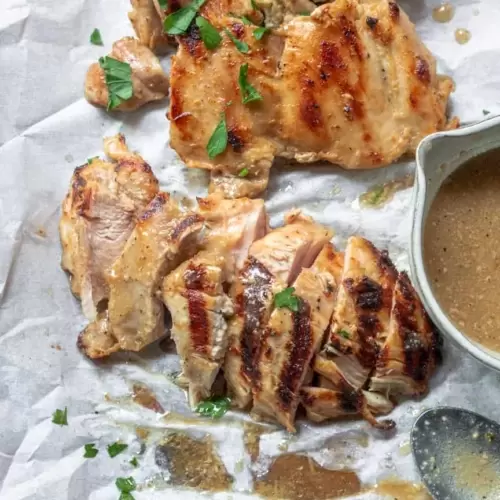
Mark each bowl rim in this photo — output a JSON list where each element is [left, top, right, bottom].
[[410, 115, 500, 373]]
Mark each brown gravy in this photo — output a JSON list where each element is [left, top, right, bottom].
[[425, 150, 500, 351]]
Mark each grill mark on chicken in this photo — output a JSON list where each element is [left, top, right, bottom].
[[228, 129, 244, 153], [116, 158, 153, 174], [346, 276, 383, 310], [231, 22, 245, 39], [276, 300, 312, 410], [415, 56, 431, 84], [366, 16, 378, 29], [171, 214, 204, 241], [182, 288, 210, 355], [388, 1, 400, 20], [181, 23, 203, 57], [184, 263, 211, 292], [339, 16, 362, 60], [300, 72, 323, 130], [239, 257, 274, 387], [140, 192, 169, 221]]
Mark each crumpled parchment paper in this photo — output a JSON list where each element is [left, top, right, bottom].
[[2, 0, 500, 498]]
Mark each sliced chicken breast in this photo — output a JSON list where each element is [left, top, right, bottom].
[[78, 193, 204, 358], [129, 0, 170, 54], [251, 243, 343, 431], [59, 135, 159, 320], [370, 271, 441, 397], [224, 212, 332, 408]]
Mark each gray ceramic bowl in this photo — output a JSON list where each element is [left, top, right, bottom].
[[409, 115, 500, 372]]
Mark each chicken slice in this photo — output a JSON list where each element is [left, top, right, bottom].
[[369, 271, 441, 397], [59, 135, 159, 320], [78, 193, 204, 358], [197, 193, 269, 271], [251, 243, 343, 431], [85, 37, 169, 112], [162, 247, 234, 407], [314, 236, 398, 390], [224, 212, 332, 408], [129, 0, 170, 54]]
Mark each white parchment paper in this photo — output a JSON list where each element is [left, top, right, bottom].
[[2, 0, 500, 498]]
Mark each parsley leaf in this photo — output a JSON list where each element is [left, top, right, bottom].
[[196, 16, 222, 50], [163, 0, 206, 35], [238, 167, 249, 177], [253, 26, 269, 40], [238, 63, 262, 104], [87, 156, 98, 164], [229, 13, 254, 25], [298, 10, 311, 15], [90, 28, 103, 46], [483, 109, 491, 115], [158, 0, 168, 9], [130, 456, 139, 467], [116, 477, 136, 499], [84, 443, 98, 458], [195, 396, 231, 418], [98, 57, 133, 111], [206, 115, 228, 158], [339, 329, 350, 339], [274, 287, 300, 312], [52, 407, 68, 426], [224, 28, 249, 53], [107, 442, 128, 458], [251, 0, 260, 10]]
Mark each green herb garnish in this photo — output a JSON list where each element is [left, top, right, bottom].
[[195, 396, 231, 418], [253, 26, 269, 40], [229, 13, 254, 25], [107, 442, 128, 458], [339, 329, 350, 339], [251, 0, 260, 10], [116, 477, 136, 500], [238, 63, 262, 104], [238, 167, 249, 177], [87, 156, 98, 164], [84, 443, 99, 458], [206, 115, 228, 158], [90, 28, 103, 46], [298, 10, 311, 15], [129, 456, 139, 467], [98, 57, 133, 111], [274, 287, 299, 312], [224, 28, 249, 53], [483, 109, 491, 116], [52, 407, 68, 426], [196, 16, 222, 50], [163, 0, 206, 35], [158, 0, 168, 9]]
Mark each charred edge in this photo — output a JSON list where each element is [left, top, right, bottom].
[[228, 129, 244, 153], [340, 385, 364, 414], [240, 257, 274, 386], [388, 1, 400, 20], [171, 213, 204, 241], [184, 263, 209, 292], [379, 249, 398, 280], [351, 276, 383, 311], [184, 289, 210, 354], [231, 22, 245, 39], [277, 300, 312, 411], [180, 22, 202, 57], [139, 193, 169, 221], [415, 56, 431, 84], [116, 158, 153, 174], [366, 16, 378, 29], [358, 314, 381, 367]]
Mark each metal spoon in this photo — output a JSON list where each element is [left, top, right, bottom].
[[411, 407, 500, 500]]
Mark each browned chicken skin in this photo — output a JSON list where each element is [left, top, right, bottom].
[[169, 0, 457, 198], [85, 37, 169, 111]]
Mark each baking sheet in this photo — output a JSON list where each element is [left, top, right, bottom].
[[2, 0, 500, 498]]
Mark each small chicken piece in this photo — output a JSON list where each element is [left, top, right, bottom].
[[162, 247, 234, 407], [59, 135, 159, 320], [224, 212, 332, 408], [251, 243, 343, 431], [197, 193, 269, 271], [85, 37, 169, 112], [258, 0, 316, 27], [314, 236, 398, 391], [129, 0, 170, 54], [78, 193, 204, 358], [370, 271, 441, 397]]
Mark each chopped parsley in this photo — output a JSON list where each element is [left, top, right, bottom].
[[339, 329, 350, 339], [84, 443, 99, 458], [90, 28, 103, 46], [195, 396, 231, 418], [274, 287, 299, 312], [196, 16, 222, 50], [129, 456, 139, 467], [238, 167, 249, 177], [158, 0, 168, 9], [224, 28, 249, 53], [116, 477, 136, 500], [98, 56, 133, 111], [52, 407, 68, 426], [251, 0, 260, 10], [87, 156, 98, 164], [206, 115, 228, 158], [253, 26, 269, 40], [298, 10, 311, 15], [107, 442, 128, 458], [238, 63, 262, 104], [483, 109, 491, 115], [163, 0, 206, 35], [229, 13, 254, 25]]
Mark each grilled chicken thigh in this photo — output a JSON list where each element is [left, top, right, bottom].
[[85, 37, 169, 111], [252, 243, 343, 431], [169, 0, 457, 198], [59, 135, 159, 320], [79, 193, 204, 358], [224, 212, 332, 408]]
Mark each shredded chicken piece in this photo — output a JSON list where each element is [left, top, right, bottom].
[[85, 37, 169, 111], [129, 0, 170, 53]]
